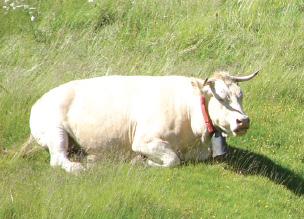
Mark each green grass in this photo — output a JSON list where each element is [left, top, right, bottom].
[[1, 155, 303, 218], [1, 0, 304, 218]]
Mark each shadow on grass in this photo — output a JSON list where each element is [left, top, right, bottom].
[[220, 145, 304, 196]]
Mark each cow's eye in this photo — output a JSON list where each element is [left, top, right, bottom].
[[218, 96, 231, 103], [217, 97, 225, 102]]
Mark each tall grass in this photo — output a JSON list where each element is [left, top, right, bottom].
[[1, 0, 304, 218]]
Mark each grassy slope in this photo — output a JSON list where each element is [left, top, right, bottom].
[[0, 0, 304, 218]]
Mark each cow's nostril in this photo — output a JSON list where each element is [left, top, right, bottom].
[[236, 119, 242, 124], [236, 117, 250, 127]]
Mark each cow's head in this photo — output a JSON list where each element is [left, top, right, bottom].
[[192, 70, 259, 136]]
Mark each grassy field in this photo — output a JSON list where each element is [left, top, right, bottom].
[[1, 0, 304, 218]]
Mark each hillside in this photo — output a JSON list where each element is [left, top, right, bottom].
[[0, 0, 304, 218]]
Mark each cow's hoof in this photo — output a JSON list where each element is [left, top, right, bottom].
[[66, 162, 85, 173], [131, 155, 147, 166]]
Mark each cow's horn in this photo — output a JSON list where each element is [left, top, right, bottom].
[[230, 69, 260, 82]]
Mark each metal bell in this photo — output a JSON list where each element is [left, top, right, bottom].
[[211, 131, 228, 158]]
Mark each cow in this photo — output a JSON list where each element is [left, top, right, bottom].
[[27, 70, 259, 173]]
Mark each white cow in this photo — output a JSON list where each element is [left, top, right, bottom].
[[28, 71, 259, 172]]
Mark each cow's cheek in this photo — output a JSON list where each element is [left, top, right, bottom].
[[222, 111, 232, 130], [208, 100, 220, 124], [209, 101, 229, 129]]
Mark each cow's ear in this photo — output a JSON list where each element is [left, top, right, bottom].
[[202, 79, 215, 96], [191, 78, 205, 95], [205, 79, 215, 87], [191, 78, 215, 96]]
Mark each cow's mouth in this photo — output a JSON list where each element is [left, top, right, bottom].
[[233, 128, 248, 136], [215, 125, 248, 137]]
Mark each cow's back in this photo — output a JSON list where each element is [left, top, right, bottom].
[[31, 76, 196, 152]]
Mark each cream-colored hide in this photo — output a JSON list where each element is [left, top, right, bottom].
[[30, 72, 258, 172]]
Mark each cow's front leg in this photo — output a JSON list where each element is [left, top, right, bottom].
[[132, 138, 180, 167]]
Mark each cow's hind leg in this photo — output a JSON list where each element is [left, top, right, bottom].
[[48, 127, 84, 173], [132, 139, 180, 168]]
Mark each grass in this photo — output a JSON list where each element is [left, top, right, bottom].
[[1, 155, 303, 218], [0, 0, 304, 218]]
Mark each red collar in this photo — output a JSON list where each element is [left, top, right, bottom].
[[200, 96, 215, 135]]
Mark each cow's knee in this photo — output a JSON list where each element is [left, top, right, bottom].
[[132, 138, 180, 168], [162, 153, 180, 167]]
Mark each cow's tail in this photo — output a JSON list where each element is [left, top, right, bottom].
[[13, 135, 42, 159]]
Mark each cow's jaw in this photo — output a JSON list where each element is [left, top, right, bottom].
[[232, 129, 248, 136], [216, 124, 248, 137]]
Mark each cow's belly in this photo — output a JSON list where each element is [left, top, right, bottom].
[[65, 107, 134, 153], [69, 127, 131, 153]]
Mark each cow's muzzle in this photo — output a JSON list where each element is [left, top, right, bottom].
[[234, 117, 250, 135]]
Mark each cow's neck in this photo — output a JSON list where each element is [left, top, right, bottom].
[[189, 95, 213, 142], [200, 96, 215, 135]]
